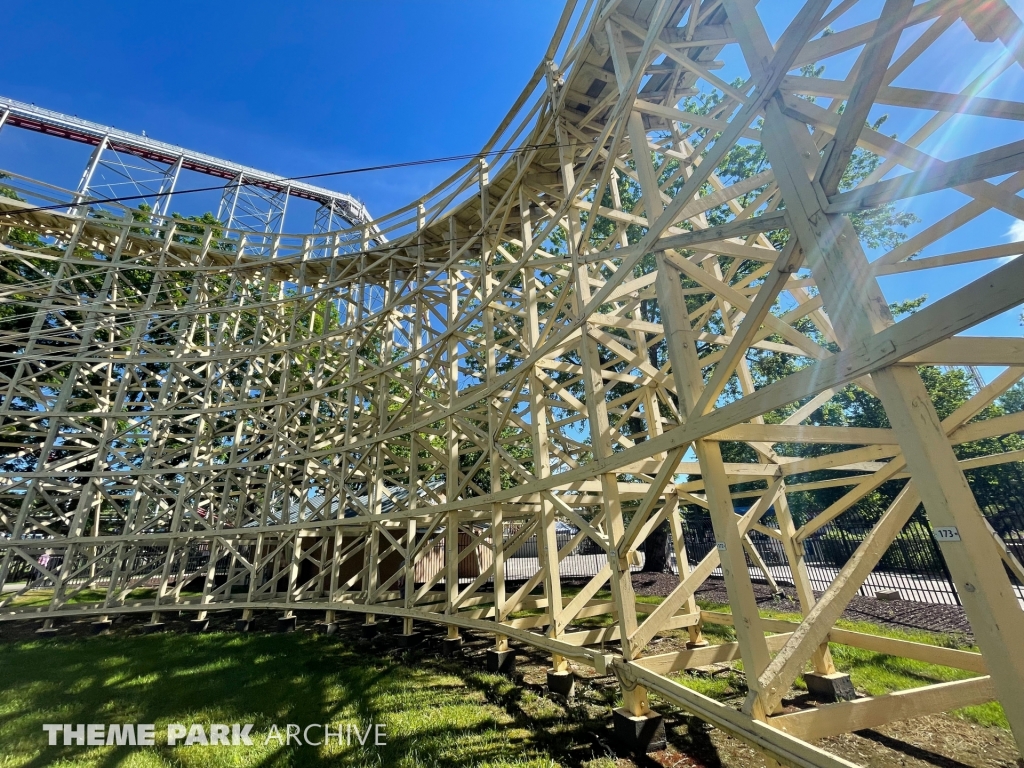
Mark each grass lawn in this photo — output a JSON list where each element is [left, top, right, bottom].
[[5, 588, 173, 609], [0, 590, 1009, 768], [519, 586, 1005, 729], [677, 599, 1008, 730], [0, 627, 595, 768]]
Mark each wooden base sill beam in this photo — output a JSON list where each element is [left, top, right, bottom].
[[560, 611, 702, 646], [702, 612, 987, 673], [768, 676, 996, 741], [0, 595, 614, 674], [616, 659, 862, 768], [634, 634, 794, 675]]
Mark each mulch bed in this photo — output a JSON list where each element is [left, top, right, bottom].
[[630, 572, 975, 642]]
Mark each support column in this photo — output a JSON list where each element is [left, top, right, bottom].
[[444, 217, 464, 654], [746, 33, 1024, 739], [73, 135, 108, 212], [775, 490, 840, 685], [518, 156, 563, 682], [610, 13, 773, 718]]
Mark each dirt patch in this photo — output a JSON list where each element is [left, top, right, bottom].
[[474, 629, 1018, 768], [821, 715, 1022, 768], [657, 712, 1021, 768]]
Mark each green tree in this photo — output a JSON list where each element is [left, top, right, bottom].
[[1000, 381, 1024, 415], [621, 64, 942, 572]]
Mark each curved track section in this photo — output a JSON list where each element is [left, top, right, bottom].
[[2, 2, 1024, 765]]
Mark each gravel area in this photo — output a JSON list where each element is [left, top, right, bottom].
[[629, 572, 975, 642]]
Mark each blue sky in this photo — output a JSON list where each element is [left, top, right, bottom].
[[2, 1, 1022, 349], [0, 2, 563, 220]]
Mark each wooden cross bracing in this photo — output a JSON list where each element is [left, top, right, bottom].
[[1, 1, 1024, 764]]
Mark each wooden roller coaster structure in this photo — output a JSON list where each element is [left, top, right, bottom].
[[2, 1, 1024, 765]]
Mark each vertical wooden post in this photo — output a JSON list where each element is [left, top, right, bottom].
[[750, 41, 1024, 742]]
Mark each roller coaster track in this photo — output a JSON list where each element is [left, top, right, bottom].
[[2, 1, 1024, 765], [0, 94, 382, 239]]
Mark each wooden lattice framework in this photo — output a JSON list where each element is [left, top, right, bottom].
[[2, 1, 1024, 765]]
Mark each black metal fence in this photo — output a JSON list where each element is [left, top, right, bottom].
[[502, 529, 643, 581], [677, 499, 1024, 607], [6, 471, 1023, 609], [4, 554, 37, 583], [678, 507, 965, 604], [497, 467, 1024, 605]]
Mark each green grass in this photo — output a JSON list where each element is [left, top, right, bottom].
[[5, 588, 203, 609], [513, 586, 1004, 727], [679, 598, 1007, 729], [513, 586, 1006, 728], [2, 589, 1007, 767], [0, 630, 583, 768]]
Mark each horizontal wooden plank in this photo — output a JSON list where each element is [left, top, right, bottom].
[[769, 677, 995, 740]]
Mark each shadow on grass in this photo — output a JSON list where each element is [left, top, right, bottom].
[[0, 629, 569, 767]]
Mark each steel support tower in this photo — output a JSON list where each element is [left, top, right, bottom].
[[0, 95, 382, 246]]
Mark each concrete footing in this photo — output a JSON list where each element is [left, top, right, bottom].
[[319, 622, 338, 636], [277, 615, 297, 633], [486, 648, 516, 675], [547, 669, 575, 698], [685, 639, 710, 650], [142, 622, 166, 634], [91, 620, 113, 635], [397, 632, 422, 649], [441, 636, 463, 656], [189, 618, 209, 633], [804, 671, 856, 702], [361, 623, 379, 639], [35, 626, 59, 636], [612, 707, 666, 753], [235, 619, 253, 632]]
